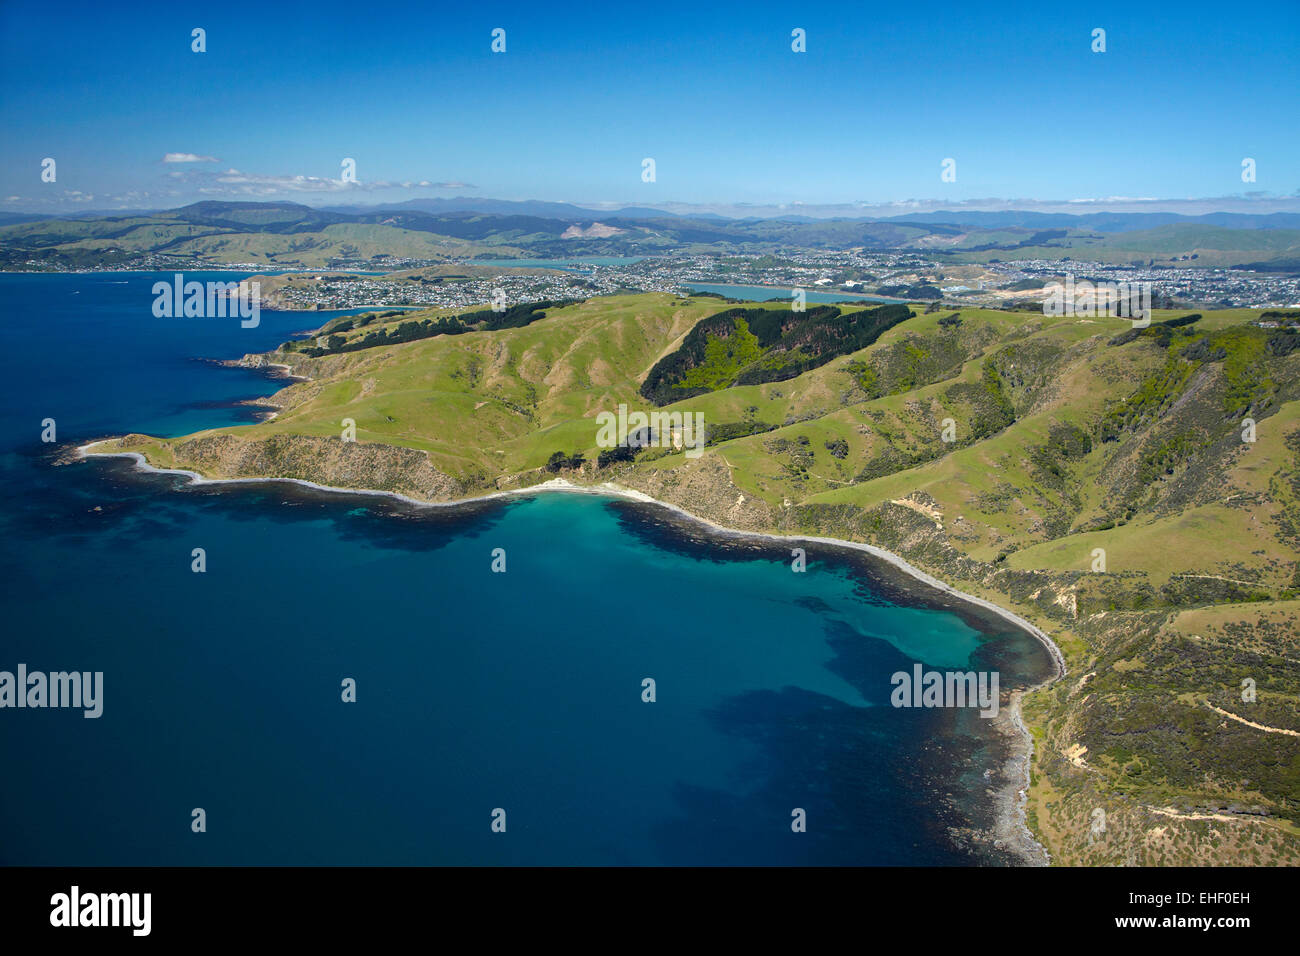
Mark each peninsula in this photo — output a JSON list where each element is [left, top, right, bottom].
[[86, 291, 1300, 866]]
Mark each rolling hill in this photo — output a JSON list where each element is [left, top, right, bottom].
[[89, 291, 1300, 866], [5, 201, 1300, 270]]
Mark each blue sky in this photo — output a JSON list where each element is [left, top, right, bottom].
[[2, 0, 1297, 213]]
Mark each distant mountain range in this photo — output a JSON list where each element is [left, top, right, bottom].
[[3, 200, 1298, 270], [10, 198, 1300, 232], [319, 197, 727, 221]]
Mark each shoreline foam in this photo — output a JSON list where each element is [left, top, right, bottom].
[[77, 443, 1065, 864]]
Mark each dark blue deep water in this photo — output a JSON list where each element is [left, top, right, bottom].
[[0, 272, 1054, 865]]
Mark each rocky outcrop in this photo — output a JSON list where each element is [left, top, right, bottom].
[[613, 454, 777, 531], [169, 434, 466, 501], [229, 349, 334, 383]]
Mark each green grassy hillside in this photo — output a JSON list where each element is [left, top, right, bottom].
[[8, 203, 1300, 268], [92, 291, 1300, 866]]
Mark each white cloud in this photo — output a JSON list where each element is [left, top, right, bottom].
[[163, 153, 220, 163], [180, 167, 474, 195]]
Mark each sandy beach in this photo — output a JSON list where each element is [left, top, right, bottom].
[[78, 444, 1067, 864]]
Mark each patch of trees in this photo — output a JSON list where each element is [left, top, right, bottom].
[[1028, 422, 1093, 488], [960, 230, 1070, 253], [704, 420, 778, 446], [876, 283, 942, 300], [844, 358, 877, 395], [1181, 338, 1227, 362], [594, 426, 659, 468], [1109, 314, 1202, 348], [734, 306, 915, 385], [546, 450, 586, 472], [975, 361, 1017, 435], [597, 445, 636, 467], [770, 435, 816, 479], [853, 442, 932, 483], [1267, 330, 1300, 356], [1097, 354, 1195, 442], [318, 310, 402, 335], [639, 303, 914, 404], [292, 301, 575, 356], [1232, 258, 1300, 273], [942, 360, 1016, 443], [1136, 431, 1207, 484], [318, 315, 357, 334], [639, 306, 829, 403]]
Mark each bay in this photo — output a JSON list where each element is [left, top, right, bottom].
[[0, 272, 1053, 865]]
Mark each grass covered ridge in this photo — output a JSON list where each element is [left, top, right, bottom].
[[95, 292, 1300, 866]]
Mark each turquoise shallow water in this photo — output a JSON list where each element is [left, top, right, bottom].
[[0, 272, 1054, 865]]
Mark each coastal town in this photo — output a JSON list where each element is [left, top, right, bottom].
[[150, 250, 1300, 314]]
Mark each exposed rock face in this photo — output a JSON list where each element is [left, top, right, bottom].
[[614, 454, 776, 531], [170, 434, 466, 501], [602, 456, 1086, 634], [230, 350, 333, 382], [100, 427, 1099, 637], [560, 222, 624, 239]]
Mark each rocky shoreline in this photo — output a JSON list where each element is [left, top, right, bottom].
[[78, 445, 1066, 865]]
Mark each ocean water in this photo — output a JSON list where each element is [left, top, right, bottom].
[[0, 272, 1054, 865]]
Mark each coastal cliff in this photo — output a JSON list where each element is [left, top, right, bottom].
[[95, 432, 466, 502], [84, 291, 1300, 867]]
